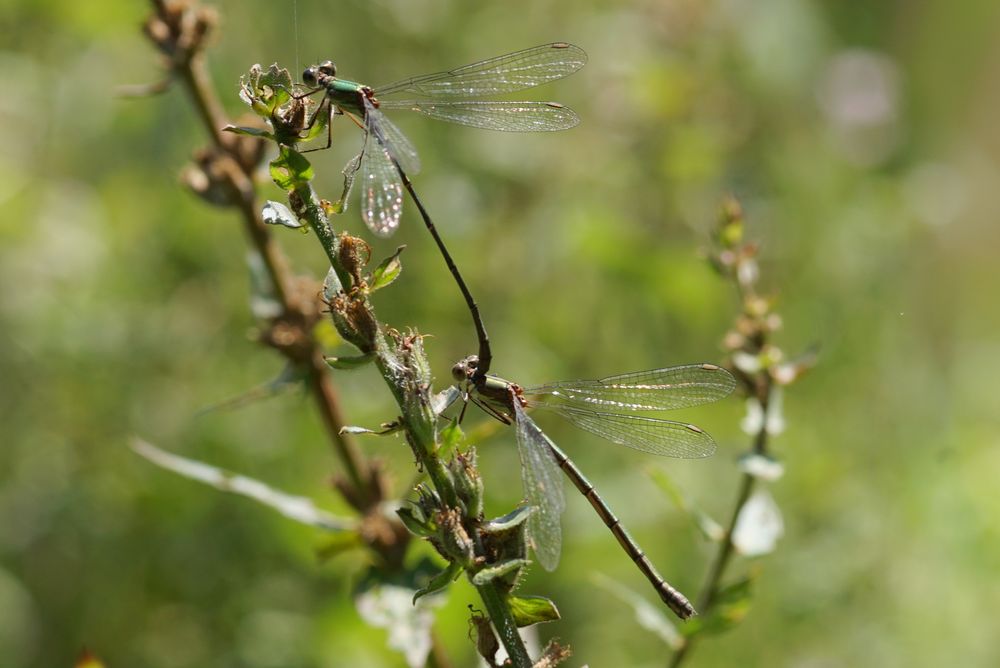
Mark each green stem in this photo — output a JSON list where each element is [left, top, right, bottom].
[[292, 183, 353, 289], [669, 390, 770, 668], [291, 178, 530, 665], [476, 584, 533, 668]]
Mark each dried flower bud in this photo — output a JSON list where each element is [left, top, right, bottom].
[[436, 508, 475, 565], [450, 450, 484, 519]]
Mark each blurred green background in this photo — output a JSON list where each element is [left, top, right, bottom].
[[2, 0, 999, 666]]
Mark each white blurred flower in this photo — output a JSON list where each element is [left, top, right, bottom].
[[741, 397, 764, 435], [765, 387, 786, 435], [738, 453, 785, 481], [732, 351, 762, 374], [356, 584, 444, 668], [733, 489, 784, 557], [740, 389, 786, 436]]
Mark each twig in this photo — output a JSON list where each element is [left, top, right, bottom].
[[668, 197, 811, 667], [287, 174, 534, 667], [140, 0, 377, 508]]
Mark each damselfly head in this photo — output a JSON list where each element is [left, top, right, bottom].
[[451, 356, 479, 383], [302, 60, 336, 86]]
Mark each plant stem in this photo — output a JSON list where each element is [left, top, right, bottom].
[[698, 421, 769, 612], [145, 0, 376, 507], [670, 198, 790, 667], [292, 177, 531, 664], [668, 367, 772, 668], [476, 583, 533, 668]]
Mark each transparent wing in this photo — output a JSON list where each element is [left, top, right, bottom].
[[366, 101, 421, 174], [513, 400, 565, 572], [359, 109, 404, 237], [378, 100, 579, 132], [539, 404, 718, 459], [374, 42, 587, 98], [528, 364, 736, 412]]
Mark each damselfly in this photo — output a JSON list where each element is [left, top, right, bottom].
[[451, 356, 736, 619], [300, 42, 586, 236]]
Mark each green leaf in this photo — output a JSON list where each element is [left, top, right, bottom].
[[412, 562, 463, 603], [325, 353, 375, 369], [647, 467, 686, 510], [470, 559, 530, 586], [339, 423, 404, 436], [438, 419, 464, 452], [223, 124, 274, 140], [194, 363, 303, 416], [370, 246, 405, 292], [648, 467, 723, 541], [261, 200, 304, 229], [397, 504, 434, 538], [591, 572, 682, 650], [300, 106, 329, 142], [508, 595, 560, 627], [270, 146, 314, 190], [239, 63, 294, 116], [315, 530, 364, 562], [482, 505, 533, 533], [683, 576, 754, 637]]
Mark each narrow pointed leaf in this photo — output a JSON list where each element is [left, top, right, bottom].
[[315, 531, 364, 561], [325, 353, 375, 369], [412, 562, 462, 603], [131, 438, 355, 532], [470, 559, 530, 586], [591, 572, 682, 650], [224, 124, 274, 139]]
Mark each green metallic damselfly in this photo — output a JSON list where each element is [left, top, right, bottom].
[[451, 356, 736, 620], [300, 42, 586, 236], [298, 43, 586, 377]]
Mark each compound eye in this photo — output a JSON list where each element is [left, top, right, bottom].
[[302, 67, 317, 86], [318, 60, 336, 76], [451, 362, 467, 382]]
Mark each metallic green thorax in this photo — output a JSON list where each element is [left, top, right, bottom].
[[323, 78, 371, 116]]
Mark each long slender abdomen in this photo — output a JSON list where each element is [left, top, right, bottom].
[[545, 441, 696, 620]]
